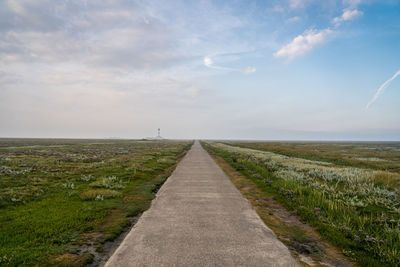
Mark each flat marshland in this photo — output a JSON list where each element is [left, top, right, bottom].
[[229, 141, 400, 173], [204, 141, 400, 266], [0, 139, 192, 265]]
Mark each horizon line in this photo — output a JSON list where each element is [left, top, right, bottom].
[[0, 137, 399, 142]]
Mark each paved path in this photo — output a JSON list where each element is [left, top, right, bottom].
[[105, 141, 298, 266]]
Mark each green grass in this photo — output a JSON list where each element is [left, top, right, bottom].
[[0, 139, 192, 265], [203, 142, 400, 266], [225, 141, 400, 173], [206, 148, 342, 265]]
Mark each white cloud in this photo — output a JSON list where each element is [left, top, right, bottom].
[[286, 16, 301, 23], [6, 0, 26, 16], [203, 55, 233, 71], [203, 56, 214, 68], [269, 5, 284, 13], [274, 29, 332, 59], [289, 0, 305, 9], [244, 67, 256, 74], [332, 9, 363, 25], [274, 0, 363, 60], [343, 0, 362, 7], [203, 55, 256, 74]]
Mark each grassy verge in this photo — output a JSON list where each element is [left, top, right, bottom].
[[0, 140, 192, 266], [225, 141, 400, 173], [203, 142, 353, 266], [202, 142, 399, 266]]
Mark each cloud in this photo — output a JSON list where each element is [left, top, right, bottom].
[[203, 55, 256, 74], [286, 16, 301, 23], [244, 67, 256, 74], [1, 0, 265, 138], [289, 0, 306, 9], [366, 69, 400, 109], [274, 0, 364, 60], [269, 5, 284, 13], [343, 0, 362, 7], [332, 9, 363, 25], [274, 29, 332, 59], [0, 0, 246, 124], [203, 56, 214, 68], [203, 56, 234, 71], [0, 2, 186, 70]]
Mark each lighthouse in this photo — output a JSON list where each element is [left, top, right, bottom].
[[144, 128, 164, 140]]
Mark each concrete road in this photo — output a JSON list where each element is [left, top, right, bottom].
[[105, 141, 298, 266]]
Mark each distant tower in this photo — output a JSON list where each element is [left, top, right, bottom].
[[157, 128, 161, 138]]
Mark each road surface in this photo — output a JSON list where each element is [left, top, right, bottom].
[[105, 141, 298, 266]]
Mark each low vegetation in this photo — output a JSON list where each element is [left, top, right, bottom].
[[205, 146, 352, 266], [0, 139, 192, 265], [226, 141, 400, 173], [203, 142, 400, 266]]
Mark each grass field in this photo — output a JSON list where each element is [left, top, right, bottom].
[[203, 141, 400, 266], [0, 139, 192, 266], [225, 141, 400, 173]]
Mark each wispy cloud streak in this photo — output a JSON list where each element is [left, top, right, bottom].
[[203, 55, 256, 74], [203, 56, 236, 71], [366, 69, 400, 109]]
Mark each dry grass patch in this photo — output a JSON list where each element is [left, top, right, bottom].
[[373, 171, 400, 190], [80, 189, 121, 201], [48, 253, 94, 266]]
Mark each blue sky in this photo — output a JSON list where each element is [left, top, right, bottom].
[[0, 0, 399, 140]]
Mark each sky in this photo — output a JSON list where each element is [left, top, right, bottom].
[[0, 0, 399, 140]]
